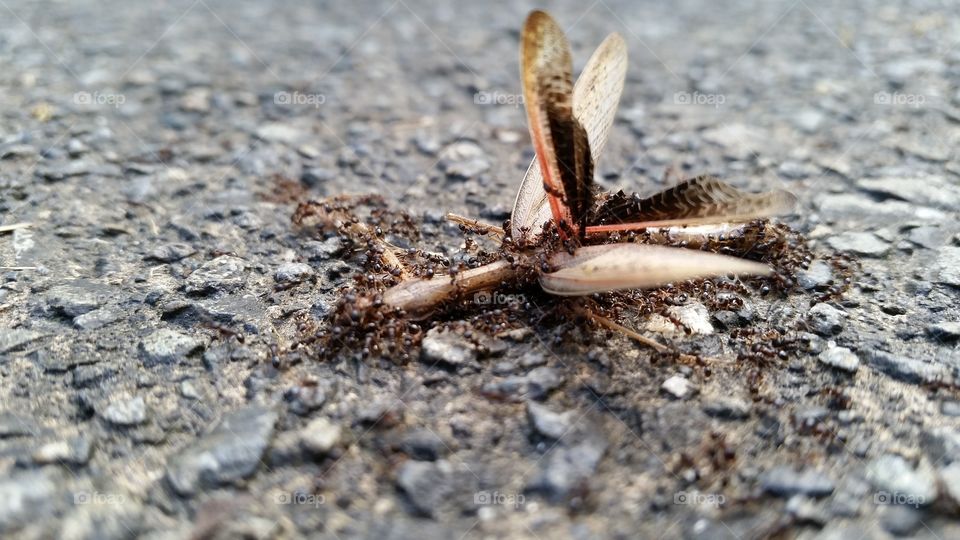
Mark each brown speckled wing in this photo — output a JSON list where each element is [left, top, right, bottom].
[[588, 176, 797, 232]]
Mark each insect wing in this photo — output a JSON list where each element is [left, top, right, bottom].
[[587, 177, 797, 234], [512, 29, 627, 238], [519, 10, 577, 235], [539, 243, 770, 296]]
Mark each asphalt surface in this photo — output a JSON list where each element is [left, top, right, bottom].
[[1, 0, 959, 538]]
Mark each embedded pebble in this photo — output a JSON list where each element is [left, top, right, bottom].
[[284, 380, 330, 416], [302, 237, 343, 260], [274, 262, 314, 284], [45, 284, 102, 317], [0, 412, 40, 437], [526, 401, 573, 440], [791, 108, 825, 133], [935, 247, 960, 287], [928, 321, 960, 342], [73, 307, 121, 330], [862, 350, 953, 385], [31, 435, 93, 465], [879, 504, 923, 536], [865, 454, 937, 504], [922, 426, 960, 465], [701, 123, 766, 161], [0, 143, 37, 159], [761, 466, 835, 497], [807, 303, 845, 336], [255, 123, 304, 144], [396, 460, 476, 518], [818, 343, 859, 372], [777, 161, 815, 179], [399, 428, 447, 461], [58, 499, 144, 540], [907, 226, 949, 249], [438, 141, 490, 179], [165, 405, 278, 495], [146, 243, 196, 262], [185, 256, 247, 293], [661, 375, 694, 399], [299, 417, 342, 455], [301, 167, 334, 188], [0, 329, 45, 354], [702, 396, 752, 419], [420, 328, 477, 367], [797, 260, 833, 290], [857, 175, 960, 211], [482, 367, 563, 402], [101, 395, 148, 426], [139, 328, 204, 365], [527, 431, 608, 503], [667, 303, 713, 335], [36, 160, 93, 181], [0, 470, 58, 534], [826, 232, 891, 258], [938, 461, 960, 506]]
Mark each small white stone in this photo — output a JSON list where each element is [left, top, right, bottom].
[[668, 303, 714, 335], [662, 375, 694, 399], [938, 462, 960, 506], [300, 417, 342, 454], [818, 342, 859, 372]]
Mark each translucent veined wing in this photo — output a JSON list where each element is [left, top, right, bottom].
[[586, 176, 797, 234], [512, 22, 627, 239], [539, 243, 770, 296]]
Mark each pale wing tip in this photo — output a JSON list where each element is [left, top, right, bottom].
[[728, 258, 773, 277], [605, 32, 627, 48], [526, 10, 556, 29], [775, 190, 799, 213]]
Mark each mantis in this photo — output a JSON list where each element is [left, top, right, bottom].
[[299, 10, 801, 360]]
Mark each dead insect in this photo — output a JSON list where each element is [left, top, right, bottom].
[[309, 10, 800, 359]]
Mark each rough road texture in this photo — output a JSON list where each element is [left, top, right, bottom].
[[2, 0, 960, 538]]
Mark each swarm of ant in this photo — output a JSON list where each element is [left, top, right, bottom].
[[290, 194, 854, 365], [287, 11, 856, 366]]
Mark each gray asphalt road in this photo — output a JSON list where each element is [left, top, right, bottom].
[[1, 0, 959, 538]]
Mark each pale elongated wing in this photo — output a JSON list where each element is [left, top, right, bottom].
[[586, 176, 797, 234], [512, 29, 628, 239], [539, 243, 770, 296]]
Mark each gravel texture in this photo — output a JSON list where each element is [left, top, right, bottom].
[[1, 0, 959, 538]]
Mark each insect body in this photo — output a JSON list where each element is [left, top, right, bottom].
[[378, 10, 795, 317]]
